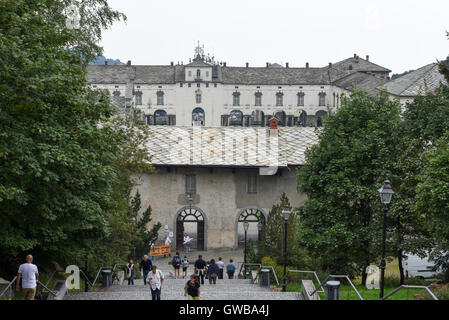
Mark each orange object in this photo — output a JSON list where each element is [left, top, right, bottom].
[[269, 118, 279, 129], [150, 245, 172, 257]]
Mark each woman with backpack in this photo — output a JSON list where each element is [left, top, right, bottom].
[[126, 259, 135, 285], [172, 252, 182, 279], [206, 259, 219, 285]]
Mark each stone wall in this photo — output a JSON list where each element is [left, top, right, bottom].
[[135, 166, 306, 250]]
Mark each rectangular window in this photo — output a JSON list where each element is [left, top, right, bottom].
[[297, 93, 304, 106], [221, 115, 229, 126], [233, 94, 240, 106], [206, 71, 209, 77], [319, 93, 326, 106], [185, 175, 196, 195], [247, 175, 257, 194], [255, 94, 262, 106], [135, 94, 142, 106], [168, 115, 176, 126], [180, 83, 183, 87]]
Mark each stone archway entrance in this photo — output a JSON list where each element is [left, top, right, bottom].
[[175, 206, 207, 251], [235, 207, 266, 248]]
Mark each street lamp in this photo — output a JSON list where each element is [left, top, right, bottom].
[[378, 180, 394, 299], [281, 206, 291, 292], [243, 221, 250, 278]]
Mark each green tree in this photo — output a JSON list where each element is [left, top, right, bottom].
[[297, 90, 402, 283], [258, 193, 302, 267], [415, 130, 449, 282], [0, 0, 155, 275], [130, 191, 162, 260]]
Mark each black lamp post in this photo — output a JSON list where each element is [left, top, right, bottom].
[[243, 221, 249, 278], [378, 180, 394, 299], [282, 206, 291, 292]]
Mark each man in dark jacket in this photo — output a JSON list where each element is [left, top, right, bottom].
[[206, 259, 219, 284], [194, 255, 207, 285], [140, 255, 153, 285]]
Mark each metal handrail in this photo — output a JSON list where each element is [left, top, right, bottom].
[[237, 263, 262, 277], [0, 277, 17, 298], [37, 280, 57, 297], [287, 270, 324, 294], [381, 285, 438, 301], [41, 269, 64, 293], [78, 269, 94, 288], [310, 274, 364, 300], [261, 266, 280, 286], [92, 266, 113, 287]]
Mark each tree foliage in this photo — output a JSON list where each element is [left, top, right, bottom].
[[0, 0, 157, 275], [296, 90, 402, 279]]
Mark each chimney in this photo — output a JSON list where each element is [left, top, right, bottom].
[[306, 62, 309, 68], [223, 62, 227, 67], [286, 62, 289, 68], [170, 61, 174, 66], [354, 53, 357, 58], [104, 61, 108, 65], [127, 60, 131, 66], [366, 55, 370, 61], [246, 62, 249, 68], [329, 62, 332, 68], [266, 62, 270, 68]]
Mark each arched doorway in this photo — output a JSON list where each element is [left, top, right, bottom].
[[235, 207, 267, 248], [174, 206, 207, 251]]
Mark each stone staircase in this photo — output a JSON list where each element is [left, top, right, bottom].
[[65, 271, 302, 300], [64, 250, 303, 301]]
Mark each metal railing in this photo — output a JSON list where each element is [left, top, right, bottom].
[[0, 277, 57, 299], [237, 263, 261, 278], [262, 266, 280, 286], [310, 275, 364, 300], [381, 285, 438, 300], [0, 276, 17, 298], [287, 270, 324, 294], [92, 266, 113, 287]]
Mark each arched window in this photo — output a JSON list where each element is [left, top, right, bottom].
[[196, 69, 201, 78], [232, 92, 240, 106], [251, 110, 265, 126], [276, 92, 284, 107], [157, 91, 164, 105], [318, 92, 326, 107], [297, 92, 305, 107], [229, 110, 243, 126], [195, 90, 202, 104], [274, 111, 286, 126], [154, 109, 168, 125], [135, 91, 142, 106], [192, 107, 205, 126], [255, 92, 262, 106], [316, 110, 327, 127]]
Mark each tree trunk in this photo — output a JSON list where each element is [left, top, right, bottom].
[[398, 249, 405, 285]]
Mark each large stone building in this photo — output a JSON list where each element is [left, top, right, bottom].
[[86, 47, 445, 251], [87, 45, 391, 129]]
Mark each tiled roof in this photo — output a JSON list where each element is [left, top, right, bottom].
[[379, 63, 446, 97], [186, 60, 212, 67], [333, 72, 389, 95], [145, 127, 318, 167], [220, 67, 330, 85], [87, 56, 391, 87]]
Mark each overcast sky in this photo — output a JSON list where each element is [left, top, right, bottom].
[[100, 0, 449, 74]]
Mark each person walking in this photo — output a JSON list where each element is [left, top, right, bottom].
[[216, 257, 225, 279], [164, 236, 172, 258], [140, 255, 153, 286], [182, 256, 189, 279], [126, 259, 135, 285], [226, 259, 236, 279], [206, 259, 219, 285], [172, 252, 182, 279], [194, 255, 207, 285], [16, 254, 39, 300], [184, 274, 200, 300], [147, 265, 164, 300]]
